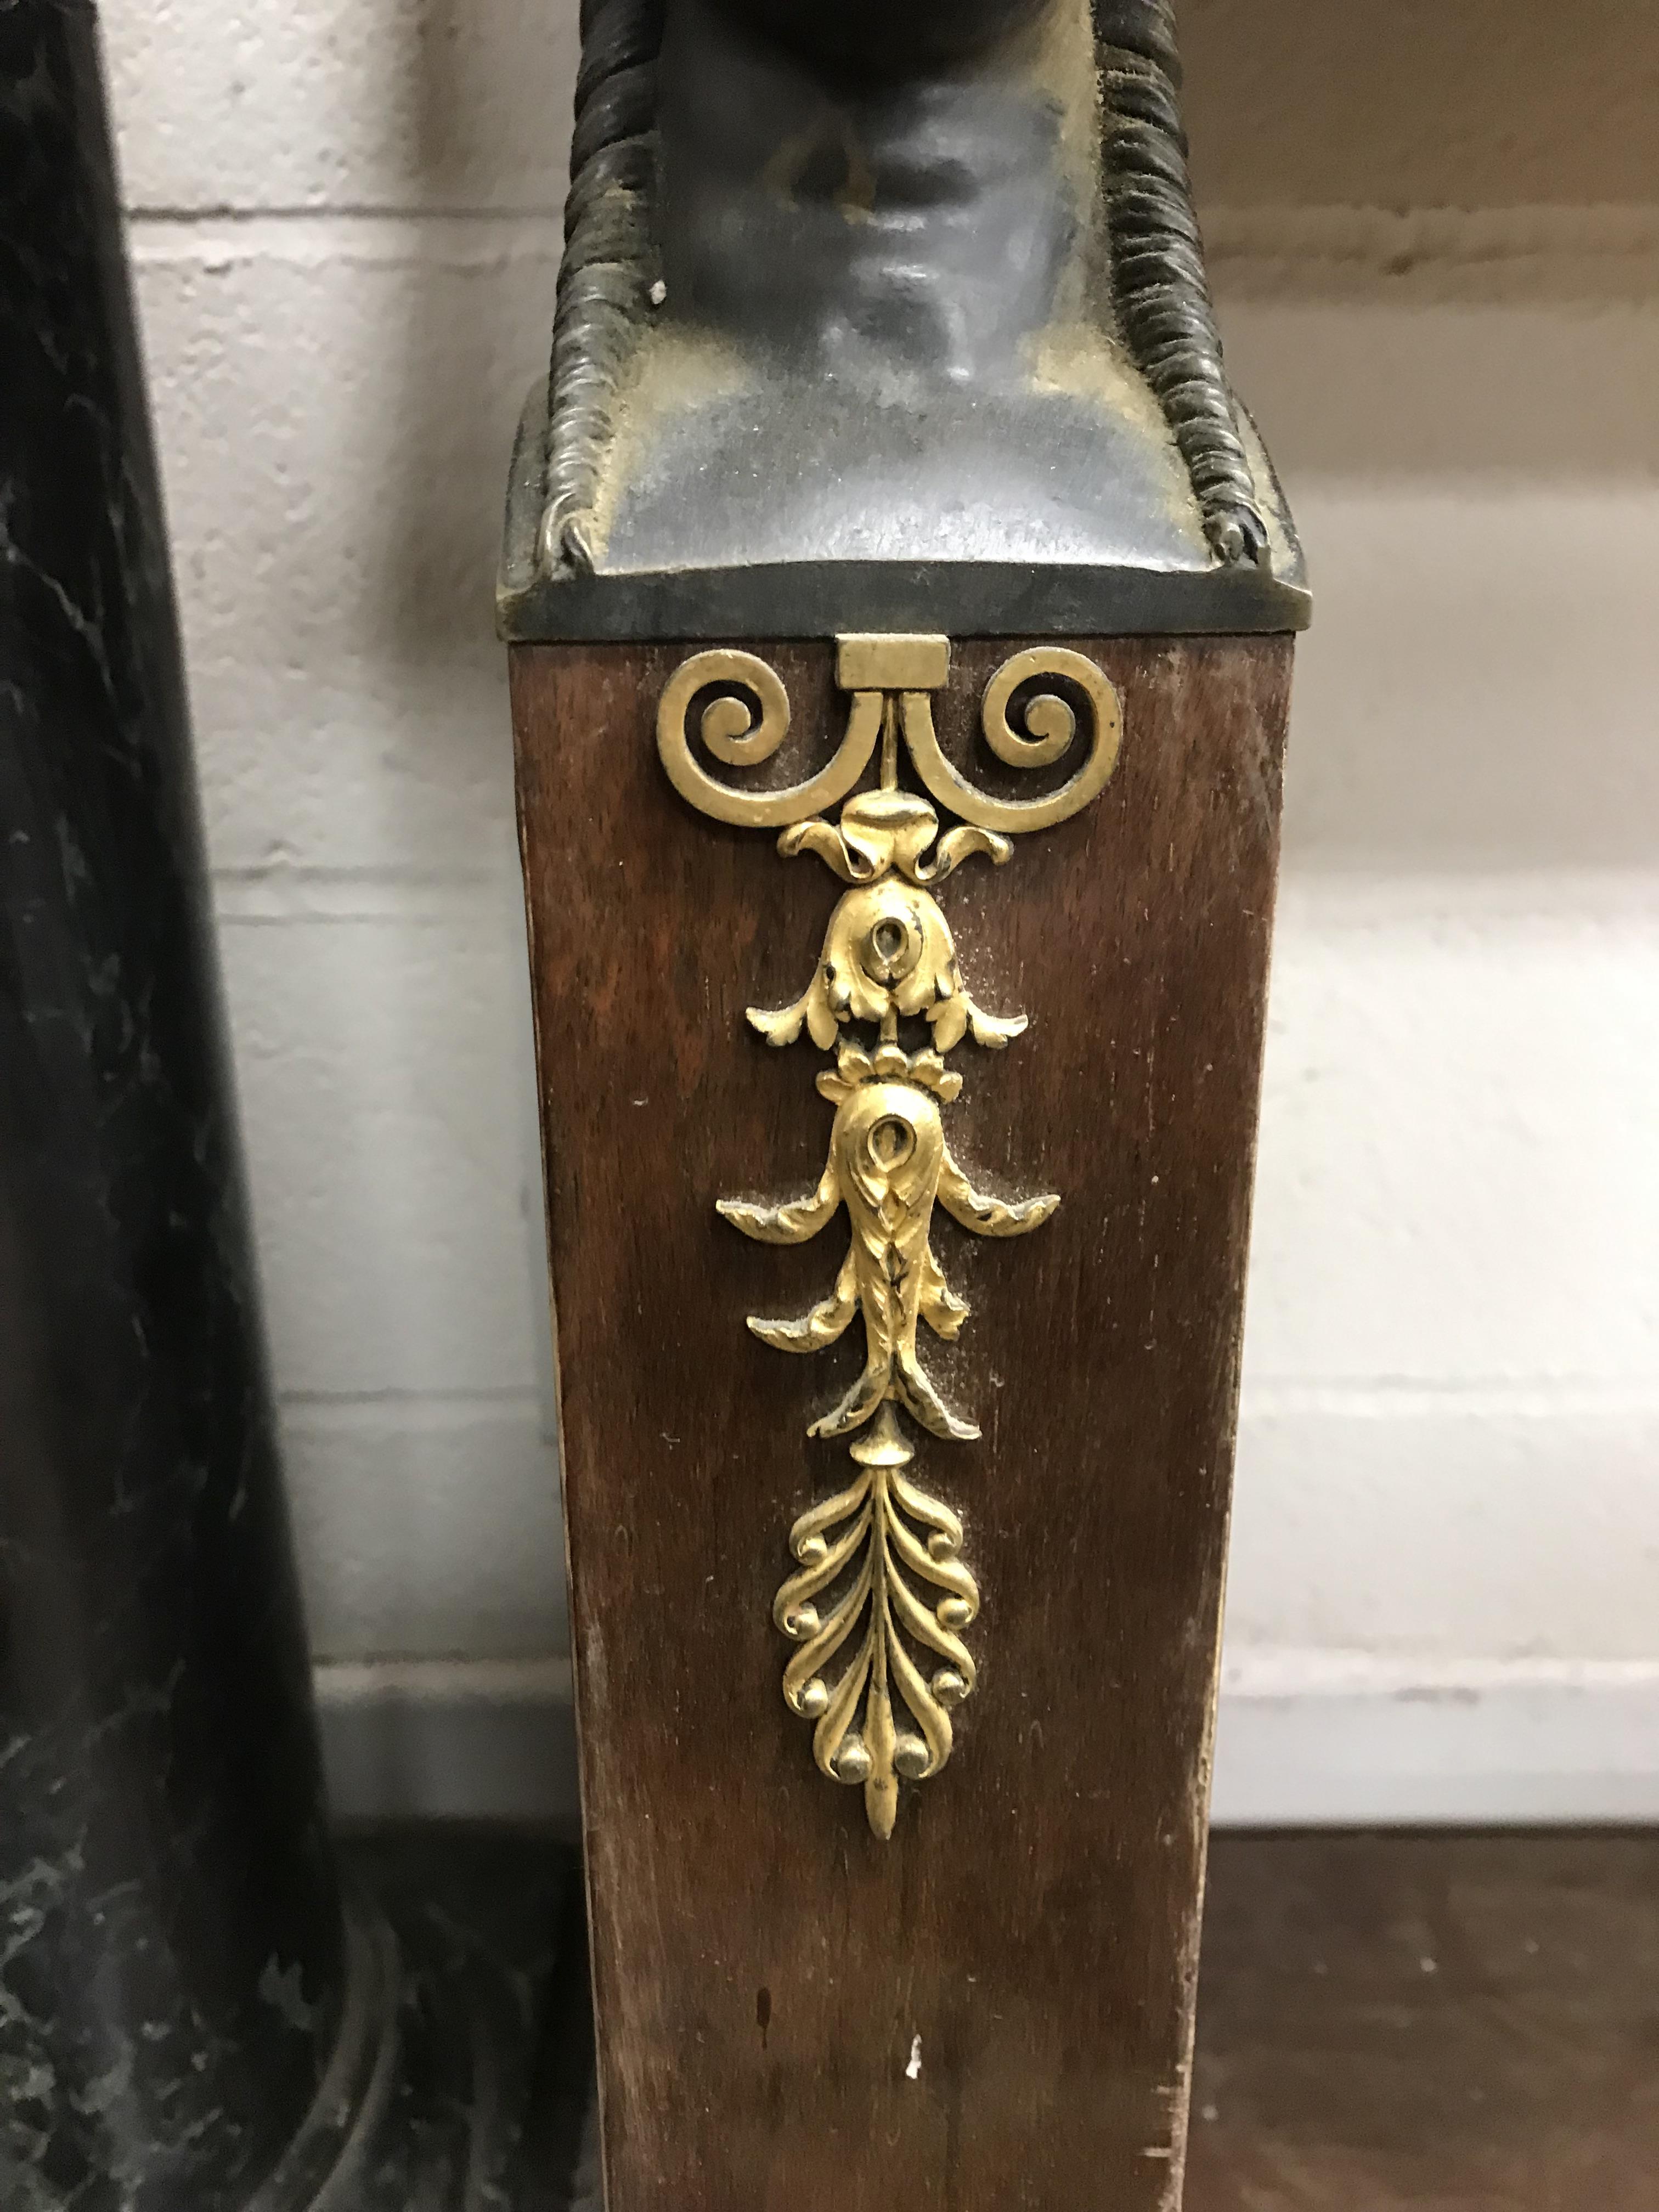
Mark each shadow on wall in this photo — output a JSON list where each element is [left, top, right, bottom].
[[1220, 295, 1659, 879], [1181, 0, 1659, 877], [373, 0, 577, 676], [402, 0, 580, 213], [1184, 0, 1659, 211]]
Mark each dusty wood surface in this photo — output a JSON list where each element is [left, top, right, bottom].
[[512, 635, 1292, 2212], [541, 1829, 1659, 2211], [1188, 1831, 1659, 2212]]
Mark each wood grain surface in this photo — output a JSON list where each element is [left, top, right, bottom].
[[1188, 1832, 1659, 2212], [511, 635, 1293, 2212]]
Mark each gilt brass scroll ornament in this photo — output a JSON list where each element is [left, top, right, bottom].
[[657, 637, 1121, 1838]]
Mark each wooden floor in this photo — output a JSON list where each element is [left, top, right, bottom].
[[1187, 1832, 1659, 2211], [345, 1827, 1659, 2208]]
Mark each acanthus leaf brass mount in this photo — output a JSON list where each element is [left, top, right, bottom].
[[658, 635, 1121, 1838]]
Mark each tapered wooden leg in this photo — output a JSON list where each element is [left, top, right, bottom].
[[513, 631, 1291, 2212]]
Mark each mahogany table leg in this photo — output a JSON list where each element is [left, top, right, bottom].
[[512, 631, 1291, 2212]]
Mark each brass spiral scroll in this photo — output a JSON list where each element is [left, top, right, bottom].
[[657, 636, 1121, 1838], [656, 648, 883, 827], [906, 647, 1122, 833]]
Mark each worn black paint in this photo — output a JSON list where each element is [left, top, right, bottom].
[[510, 0, 1308, 641], [0, 8, 343, 2204]]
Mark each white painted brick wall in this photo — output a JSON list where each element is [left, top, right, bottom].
[[98, 3, 1659, 1815]]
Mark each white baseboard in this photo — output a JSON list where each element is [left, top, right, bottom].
[[1211, 1655, 1659, 1826], [317, 1658, 579, 1830], [314, 1655, 1659, 1831]]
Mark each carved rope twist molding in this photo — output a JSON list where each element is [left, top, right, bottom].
[[657, 636, 1122, 1839]]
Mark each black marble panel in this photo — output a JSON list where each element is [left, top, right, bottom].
[[0, 9, 343, 2204]]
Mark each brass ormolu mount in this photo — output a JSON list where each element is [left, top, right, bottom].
[[658, 636, 1121, 1837]]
